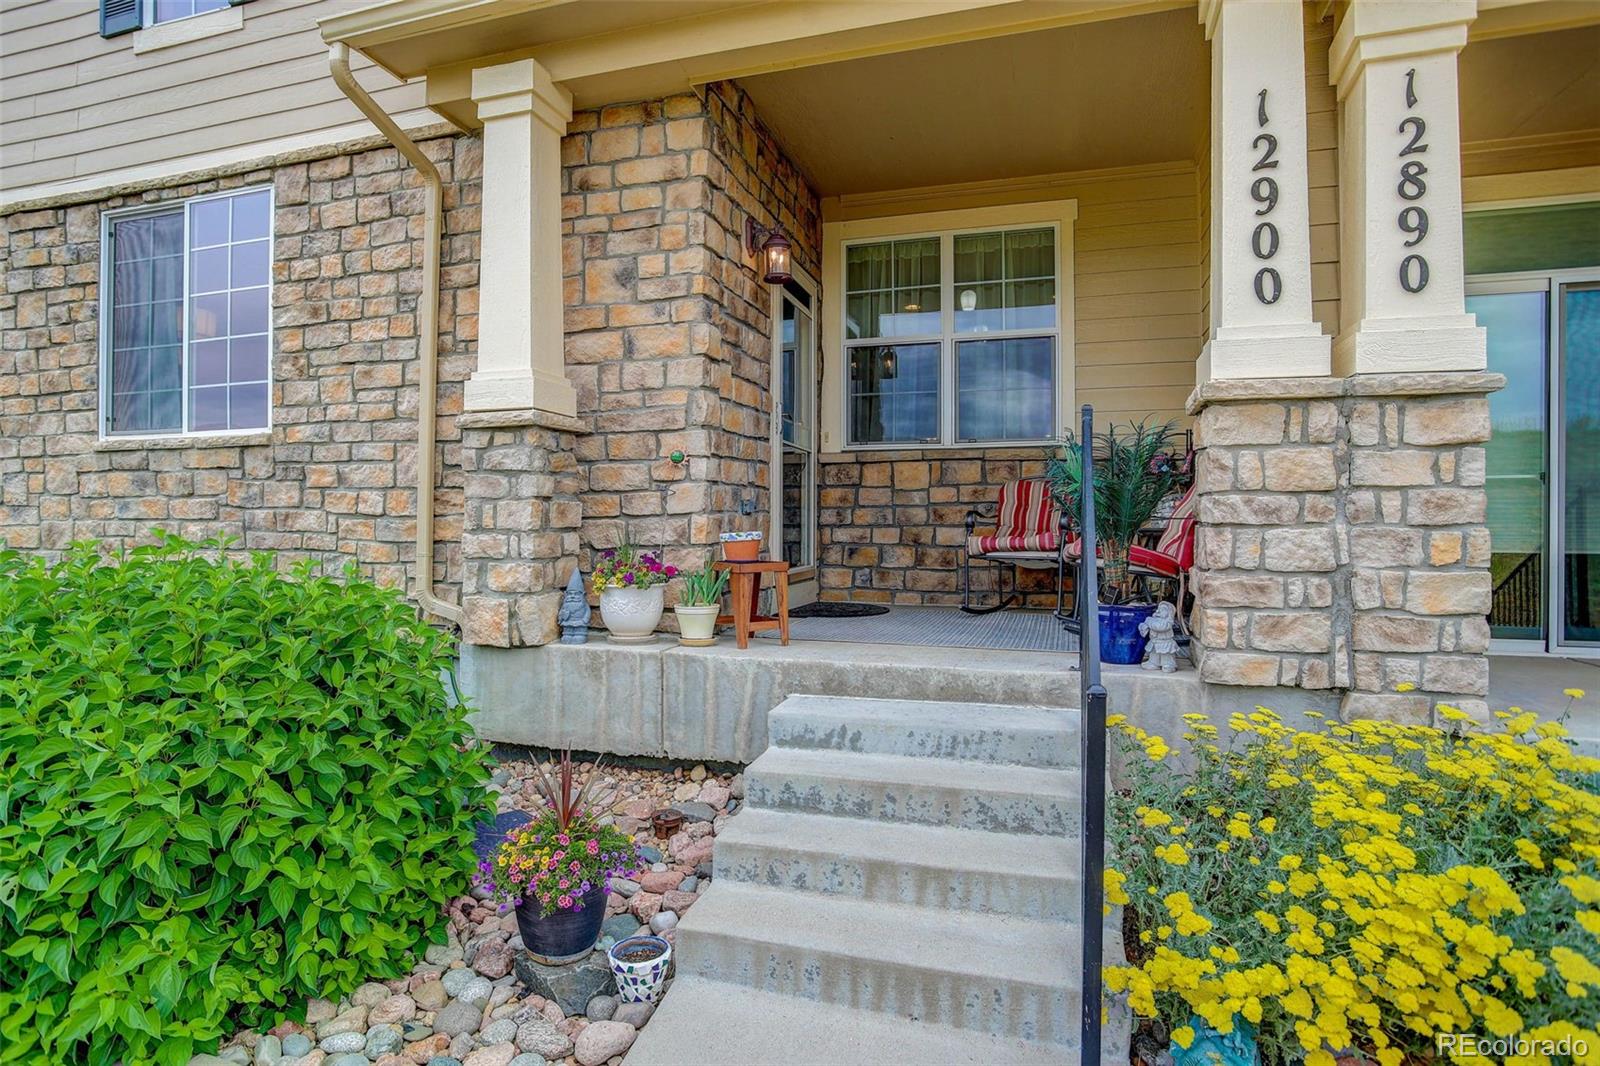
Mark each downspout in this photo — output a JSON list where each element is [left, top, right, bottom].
[[328, 43, 462, 625]]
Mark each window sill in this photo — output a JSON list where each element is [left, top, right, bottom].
[[132, 5, 244, 54], [95, 431, 271, 451]]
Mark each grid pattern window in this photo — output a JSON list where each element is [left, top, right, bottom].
[[147, 0, 229, 25], [843, 225, 1058, 447], [104, 188, 272, 438]]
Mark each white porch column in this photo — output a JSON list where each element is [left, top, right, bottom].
[[1330, 1, 1486, 375], [465, 58, 577, 417], [1197, 0, 1331, 382]]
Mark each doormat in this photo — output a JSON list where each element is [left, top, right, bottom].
[[790, 602, 891, 619]]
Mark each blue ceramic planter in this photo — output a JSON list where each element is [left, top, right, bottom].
[[1171, 1014, 1260, 1065], [515, 884, 607, 965], [1100, 603, 1157, 665]]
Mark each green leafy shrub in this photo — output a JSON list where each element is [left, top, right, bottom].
[[0, 538, 490, 1066]]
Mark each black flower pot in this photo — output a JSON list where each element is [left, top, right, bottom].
[[516, 884, 607, 964]]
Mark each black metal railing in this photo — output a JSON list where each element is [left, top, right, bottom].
[[1074, 402, 1109, 1060], [1491, 552, 1541, 632]]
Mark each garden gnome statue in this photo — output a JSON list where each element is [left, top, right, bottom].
[[1139, 600, 1179, 673], [558, 569, 590, 645]]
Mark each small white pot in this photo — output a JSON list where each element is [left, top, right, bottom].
[[673, 603, 720, 645], [599, 586, 664, 644], [608, 935, 673, 1003]]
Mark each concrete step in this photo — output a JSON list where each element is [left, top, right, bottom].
[[744, 746, 1079, 835], [623, 975, 1073, 1066], [714, 806, 1081, 920], [768, 694, 1078, 768], [672, 881, 1080, 1047]]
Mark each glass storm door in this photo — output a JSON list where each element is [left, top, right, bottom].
[[1468, 286, 1548, 642], [777, 279, 817, 570], [1557, 280, 1600, 648], [1469, 270, 1600, 654]]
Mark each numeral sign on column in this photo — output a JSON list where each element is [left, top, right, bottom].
[[1251, 88, 1282, 305], [1397, 68, 1430, 293]]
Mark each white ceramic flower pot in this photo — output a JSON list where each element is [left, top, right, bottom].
[[673, 603, 719, 645], [599, 586, 664, 644], [608, 935, 673, 1003]]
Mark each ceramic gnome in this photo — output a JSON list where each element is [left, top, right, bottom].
[[1139, 600, 1179, 673], [558, 569, 590, 645]]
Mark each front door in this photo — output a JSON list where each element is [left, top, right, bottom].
[[1469, 271, 1600, 654], [773, 274, 819, 605]]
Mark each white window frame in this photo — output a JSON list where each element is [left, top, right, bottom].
[[823, 198, 1078, 453], [98, 186, 274, 442], [142, 0, 230, 26]]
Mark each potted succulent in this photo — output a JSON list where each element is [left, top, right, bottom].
[[592, 544, 676, 644], [1047, 418, 1181, 665], [673, 560, 728, 645], [474, 751, 643, 964], [607, 933, 673, 1003]]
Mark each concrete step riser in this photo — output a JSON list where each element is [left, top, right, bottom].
[[715, 837, 1080, 921], [769, 714, 1076, 769], [745, 768, 1079, 835], [676, 931, 1076, 1047]]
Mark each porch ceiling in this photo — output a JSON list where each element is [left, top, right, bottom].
[[1459, 23, 1600, 144], [734, 6, 1208, 196]]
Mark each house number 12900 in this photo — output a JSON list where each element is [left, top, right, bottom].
[[1396, 68, 1430, 293], [1250, 89, 1282, 305]]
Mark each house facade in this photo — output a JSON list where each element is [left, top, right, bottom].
[[2, 0, 1597, 729]]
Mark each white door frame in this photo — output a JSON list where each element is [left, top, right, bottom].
[[770, 262, 821, 604], [1469, 266, 1600, 658]]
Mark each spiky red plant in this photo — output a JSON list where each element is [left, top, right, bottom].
[[530, 750, 616, 831]]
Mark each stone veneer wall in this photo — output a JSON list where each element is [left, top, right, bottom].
[[1190, 372, 1501, 723], [815, 448, 1063, 606], [0, 135, 482, 602], [560, 82, 820, 576]]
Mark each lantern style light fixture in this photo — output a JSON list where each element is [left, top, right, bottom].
[[744, 217, 792, 284]]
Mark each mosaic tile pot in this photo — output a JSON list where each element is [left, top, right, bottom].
[[607, 934, 672, 1003]]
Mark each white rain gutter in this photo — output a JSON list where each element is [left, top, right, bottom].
[[328, 43, 463, 625]]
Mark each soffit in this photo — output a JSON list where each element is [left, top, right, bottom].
[[1459, 23, 1600, 144], [735, 6, 1208, 196]]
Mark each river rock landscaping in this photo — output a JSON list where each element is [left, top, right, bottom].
[[196, 759, 743, 1066]]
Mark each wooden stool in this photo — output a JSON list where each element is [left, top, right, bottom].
[[713, 559, 791, 649]]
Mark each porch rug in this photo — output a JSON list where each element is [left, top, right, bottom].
[[756, 605, 1080, 654], [789, 602, 890, 619]]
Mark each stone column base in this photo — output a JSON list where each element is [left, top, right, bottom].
[[459, 408, 585, 648], [1188, 371, 1502, 725]]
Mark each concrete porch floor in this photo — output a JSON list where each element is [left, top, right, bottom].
[[1489, 654, 1600, 753]]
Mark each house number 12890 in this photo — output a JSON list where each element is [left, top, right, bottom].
[[1250, 89, 1282, 305], [1396, 68, 1430, 293]]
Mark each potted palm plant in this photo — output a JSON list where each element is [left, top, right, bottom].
[[673, 560, 728, 646], [474, 752, 643, 964], [1047, 417, 1181, 665]]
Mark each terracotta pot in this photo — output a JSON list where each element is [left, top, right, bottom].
[[599, 586, 663, 644], [722, 537, 761, 562]]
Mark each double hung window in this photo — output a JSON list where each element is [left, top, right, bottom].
[[844, 224, 1059, 446], [102, 187, 272, 438]]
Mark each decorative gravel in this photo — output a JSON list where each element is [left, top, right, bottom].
[[202, 760, 743, 1066]]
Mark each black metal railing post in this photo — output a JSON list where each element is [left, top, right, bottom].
[[1077, 403, 1108, 1061]]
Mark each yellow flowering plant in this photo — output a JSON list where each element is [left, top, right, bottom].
[[1103, 705, 1600, 1066]]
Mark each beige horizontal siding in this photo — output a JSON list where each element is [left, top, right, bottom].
[[1070, 165, 1202, 430], [1305, 6, 1340, 338], [0, 0, 437, 206]]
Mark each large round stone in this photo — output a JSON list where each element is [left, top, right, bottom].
[[574, 1021, 637, 1066]]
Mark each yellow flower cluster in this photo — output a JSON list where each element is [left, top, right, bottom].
[[1105, 705, 1600, 1065]]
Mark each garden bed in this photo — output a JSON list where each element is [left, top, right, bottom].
[[204, 759, 740, 1066]]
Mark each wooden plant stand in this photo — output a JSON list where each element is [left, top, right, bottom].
[[713, 559, 791, 649]]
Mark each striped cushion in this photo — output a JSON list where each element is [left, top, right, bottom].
[[969, 478, 1061, 556], [1129, 485, 1197, 577]]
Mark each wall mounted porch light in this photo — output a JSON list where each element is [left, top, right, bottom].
[[744, 217, 792, 284]]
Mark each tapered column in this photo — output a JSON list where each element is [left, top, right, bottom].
[[1197, 0, 1331, 382], [1331, 1, 1485, 374], [465, 58, 578, 416]]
